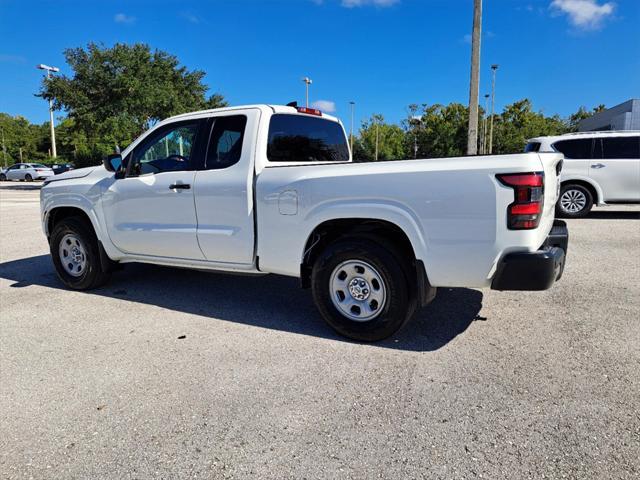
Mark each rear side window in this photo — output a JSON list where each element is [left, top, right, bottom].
[[205, 115, 247, 169], [600, 137, 640, 159], [524, 142, 541, 152], [267, 114, 349, 162], [552, 139, 592, 159]]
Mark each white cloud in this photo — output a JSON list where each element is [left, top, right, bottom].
[[180, 12, 202, 24], [341, 0, 399, 7], [114, 13, 135, 24], [311, 100, 336, 113], [550, 0, 615, 29]]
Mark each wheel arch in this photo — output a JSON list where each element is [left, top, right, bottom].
[[46, 205, 100, 240], [300, 217, 435, 307], [560, 177, 602, 204]]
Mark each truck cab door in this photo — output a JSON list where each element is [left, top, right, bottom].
[[590, 136, 640, 202], [193, 110, 260, 265], [102, 120, 206, 260]]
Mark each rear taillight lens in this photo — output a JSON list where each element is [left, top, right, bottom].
[[497, 172, 544, 230]]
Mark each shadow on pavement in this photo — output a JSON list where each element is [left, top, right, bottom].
[[0, 183, 43, 191], [0, 254, 484, 352], [586, 210, 640, 220]]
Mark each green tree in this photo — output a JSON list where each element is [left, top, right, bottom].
[[409, 103, 470, 158], [354, 114, 407, 161], [566, 104, 606, 132], [40, 42, 227, 166], [492, 99, 567, 154]]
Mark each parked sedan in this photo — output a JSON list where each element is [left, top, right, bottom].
[[0, 163, 55, 182], [47, 163, 74, 175]]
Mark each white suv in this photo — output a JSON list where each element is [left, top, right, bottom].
[[526, 131, 640, 217]]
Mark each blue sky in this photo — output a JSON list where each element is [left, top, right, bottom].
[[1, 0, 638, 127]]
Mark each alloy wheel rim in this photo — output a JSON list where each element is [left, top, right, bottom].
[[560, 189, 587, 213], [329, 260, 387, 322], [58, 234, 87, 277]]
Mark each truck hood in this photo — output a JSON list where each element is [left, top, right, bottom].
[[44, 166, 101, 184]]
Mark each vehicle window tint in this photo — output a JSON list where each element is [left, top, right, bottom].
[[267, 114, 349, 162], [525, 142, 541, 152], [552, 139, 592, 159], [30, 164, 47, 168], [130, 122, 200, 176], [8, 165, 20, 170], [205, 115, 247, 169], [601, 137, 640, 159]]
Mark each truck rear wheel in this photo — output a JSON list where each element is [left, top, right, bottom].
[[50, 216, 111, 290], [311, 238, 415, 341]]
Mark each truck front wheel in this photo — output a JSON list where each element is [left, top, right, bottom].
[[50, 216, 111, 290], [311, 238, 415, 341]]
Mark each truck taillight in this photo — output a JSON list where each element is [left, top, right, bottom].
[[497, 172, 544, 230]]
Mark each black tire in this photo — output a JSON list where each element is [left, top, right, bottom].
[[24, 174, 33, 182], [0, 173, 6, 181], [556, 184, 593, 218], [311, 237, 415, 342], [49, 216, 111, 290]]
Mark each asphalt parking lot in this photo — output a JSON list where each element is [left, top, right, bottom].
[[0, 182, 639, 479]]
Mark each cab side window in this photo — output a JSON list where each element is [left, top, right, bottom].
[[205, 115, 247, 169], [129, 121, 200, 176]]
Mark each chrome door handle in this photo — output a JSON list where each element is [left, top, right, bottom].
[[591, 163, 605, 169]]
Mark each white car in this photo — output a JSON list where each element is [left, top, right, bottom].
[[40, 104, 568, 341], [526, 131, 640, 217], [0, 163, 55, 182]]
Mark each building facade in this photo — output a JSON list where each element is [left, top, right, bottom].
[[578, 99, 640, 132]]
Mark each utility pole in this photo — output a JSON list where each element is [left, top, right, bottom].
[[489, 64, 499, 154], [302, 77, 312, 107], [466, 0, 482, 156], [374, 117, 379, 161], [481, 93, 490, 154], [349, 101, 355, 156], [37, 64, 60, 158]]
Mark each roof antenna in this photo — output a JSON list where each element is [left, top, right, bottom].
[[286, 101, 298, 108]]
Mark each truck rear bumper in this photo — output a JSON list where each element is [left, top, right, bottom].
[[491, 220, 568, 291]]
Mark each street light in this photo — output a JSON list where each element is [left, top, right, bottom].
[[481, 93, 490, 154], [488, 64, 499, 154], [37, 63, 60, 158], [409, 115, 422, 159], [349, 101, 355, 155], [302, 77, 312, 108]]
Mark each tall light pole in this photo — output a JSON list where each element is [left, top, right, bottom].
[[488, 64, 499, 154], [374, 116, 380, 161], [302, 77, 312, 107], [410, 115, 422, 159], [37, 64, 59, 158], [1, 126, 7, 168], [349, 101, 355, 155], [481, 93, 490, 154], [466, 0, 482, 156]]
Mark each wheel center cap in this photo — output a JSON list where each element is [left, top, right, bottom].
[[348, 277, 370, 301]]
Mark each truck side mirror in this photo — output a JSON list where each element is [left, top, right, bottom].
[[104, 153, 122, 173]]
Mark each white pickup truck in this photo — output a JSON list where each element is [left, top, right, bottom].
[[41, 104, 568, 341]]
